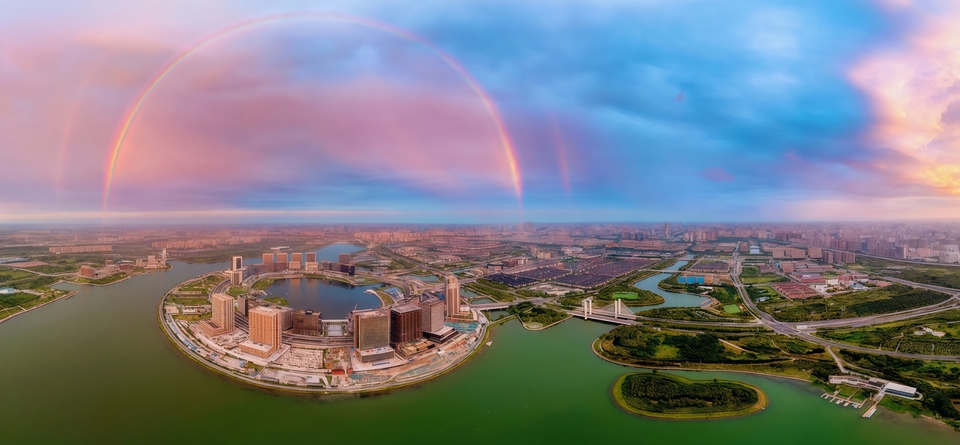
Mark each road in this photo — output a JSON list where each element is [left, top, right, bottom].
[[732, 252, 960, 361]]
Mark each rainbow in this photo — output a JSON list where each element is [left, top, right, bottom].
[[102, 11, 522, 210]]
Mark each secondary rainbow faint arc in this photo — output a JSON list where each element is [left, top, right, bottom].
[[102, 11, 522, 211]]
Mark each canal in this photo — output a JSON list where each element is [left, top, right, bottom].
[[632, 260, 712, 310]]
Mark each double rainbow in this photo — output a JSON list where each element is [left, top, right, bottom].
[[102, 11, 522, 211]]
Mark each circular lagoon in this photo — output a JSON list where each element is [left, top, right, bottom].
[[262, 278, 381, 318]]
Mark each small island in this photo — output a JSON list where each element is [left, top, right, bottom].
[[612, 373, 767, 419]]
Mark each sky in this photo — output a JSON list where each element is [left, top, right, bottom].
[[3, 0, 960, 223]]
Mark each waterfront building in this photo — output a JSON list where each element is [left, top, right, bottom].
[[293, 309, 321, 336], [262, 253, 274, 269], [357, 346, 395, 363], [237, 295, 249, 316], [79, 265, 95, 278], [445, 276, 462, 317], [232, 256, 242, 271], [278, 306, 294, 331], [290, 252, 302, 270], [419, 297, 446, 333], [305, 252, 317, 263], [200, 293, 235, 337], [390, 304, 422, 346], [230, 270, 243, 285], [338, 253, 351, 265], [353, 309, 390, 350], [241, 306, 282, 358]]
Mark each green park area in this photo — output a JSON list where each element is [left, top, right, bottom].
[[464, 280, 515, 302], [658, 275, 741, 306], [0, 285, 71, 321], [739, 265, 787, 284], [263, 297, 290, 306], [612, 373, 767, 419], [817, 309, 960, 356], [592, 271, 663, 307], [74, 273, 130, 285], [837, 349, 960, 429], [179, 275, 226, 294], [746, 285, 781, 301], [757, 284, 949, 322], [636, 306, 752, 323], [0, 267, 37, 284], [167, 297, 210, 306], [724, 304, 742, 314], [595, 325, 837, 381], [509, 303, 568, 328], [851, 256, 960, 289]]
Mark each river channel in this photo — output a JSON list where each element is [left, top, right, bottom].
[[632, 259, 712, 311], [1, 255, 958, 443]]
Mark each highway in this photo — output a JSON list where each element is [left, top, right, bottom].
[[731, 252, 960, 361]]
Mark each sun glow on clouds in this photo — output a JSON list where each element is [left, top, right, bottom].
[[849, 1, 960, 195]]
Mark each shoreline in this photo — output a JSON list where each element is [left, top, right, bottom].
[[156, 293, 493, 396], [0, 287, 78, 325]]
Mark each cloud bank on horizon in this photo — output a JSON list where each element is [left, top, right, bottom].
[[2, 0, 960, 223]]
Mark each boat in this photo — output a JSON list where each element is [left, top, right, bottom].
[[486, 341, 492, 346]]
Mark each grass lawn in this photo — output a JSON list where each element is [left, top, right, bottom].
[[612, 291, 639, 300], [167, 298, 209, 306], [724, 305, 742, 314], [740, 274, 787, 285], [0, 268, 36, 283], [653, 345, 680, 359]]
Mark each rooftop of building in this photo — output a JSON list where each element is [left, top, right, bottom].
[[391, 303, 421, 314]]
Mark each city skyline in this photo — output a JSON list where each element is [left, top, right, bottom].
[[4, 1, 960, 223]]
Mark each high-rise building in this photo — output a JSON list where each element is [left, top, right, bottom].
[[237, 295, 249, 316], [445, 276, 461, 317], [293, 309, 321, 336], [277, 306, 294, 331], [420, 297, 445, 333], [353, 310, 390, 350], [390, 304, 422, 346], [230, 270, 243, 285], [241, 306, 283, 358], [338, 253, 352, 265], [290, 252, 302, 270], [232, 256, 243, 271], [305, 252, 317, 263], [262, 253, 274, 269], [275, 252, 288, 272], [200, 293, 235, 337]]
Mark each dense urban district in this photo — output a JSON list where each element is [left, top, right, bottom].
[[4, 222, 960, 428]]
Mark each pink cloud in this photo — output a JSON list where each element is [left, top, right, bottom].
[[848, 2, 960, 195]]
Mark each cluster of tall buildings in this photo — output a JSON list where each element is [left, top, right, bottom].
[[200, 272, 467, 364], [351, 276, 463, 363], [255, 251, 356, 276], [227, 251, 358, 286]]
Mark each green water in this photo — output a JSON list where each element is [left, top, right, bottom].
[[1, 262, 958, 444]]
